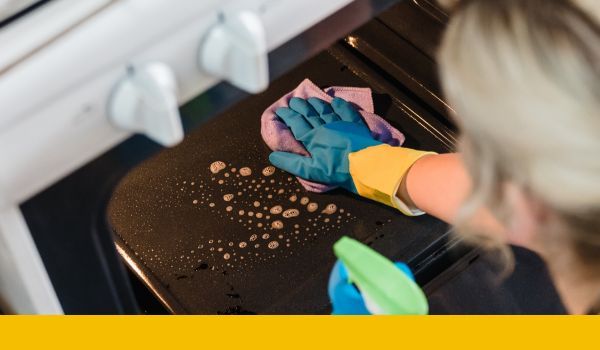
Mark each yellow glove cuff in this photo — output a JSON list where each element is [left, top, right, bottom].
[[348, 144, 436, 216]]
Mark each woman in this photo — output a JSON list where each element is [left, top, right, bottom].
[[269, 0, 600, 314]]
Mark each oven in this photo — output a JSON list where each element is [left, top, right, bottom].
[[0, 0, 480, 314]]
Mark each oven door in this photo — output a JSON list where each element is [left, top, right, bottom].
[[4, 0, 417, 314]]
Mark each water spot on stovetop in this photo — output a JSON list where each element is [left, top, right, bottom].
[[164, 161, 358, 273], [110, 154, 398, 313]]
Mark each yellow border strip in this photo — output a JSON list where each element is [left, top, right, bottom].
[[0, 315, 597, 349]]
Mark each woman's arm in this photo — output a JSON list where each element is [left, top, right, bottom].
[[399, 153, 506, 236]]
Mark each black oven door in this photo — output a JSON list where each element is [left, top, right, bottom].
[[20, 0, 469, 314]]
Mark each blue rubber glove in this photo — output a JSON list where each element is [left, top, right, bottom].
[[328, 260, 415, 315], [269, 97, 381, 192]]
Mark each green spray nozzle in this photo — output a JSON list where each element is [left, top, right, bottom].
[[333, 236, 428, 315]]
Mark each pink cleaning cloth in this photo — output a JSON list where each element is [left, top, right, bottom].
[[261, 78, 405, 192]]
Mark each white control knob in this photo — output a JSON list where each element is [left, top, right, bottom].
[[199, 11, 269, 93], [109, 62, 184, 147]]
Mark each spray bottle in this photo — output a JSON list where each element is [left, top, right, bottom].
[[328, 236, 428, 315]]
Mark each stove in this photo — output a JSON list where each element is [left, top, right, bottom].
[[0, 0, 405, 313]]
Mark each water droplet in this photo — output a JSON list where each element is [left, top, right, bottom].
[[210, 161, 226, 174], [270, 205, 283, 214], [240, 167, 252, 176], [271, 220, 284, 229], [321, 203, 337, 214], [282, 209, 300, 218], [262, 166, 276, 176]]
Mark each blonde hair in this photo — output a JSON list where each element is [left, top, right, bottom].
[[438, 0, 600, 280]]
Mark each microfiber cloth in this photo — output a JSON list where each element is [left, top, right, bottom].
[[261, 78, 405, 192]]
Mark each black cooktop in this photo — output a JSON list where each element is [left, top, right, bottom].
[[108, 30, 456, 313], [107, 0, 459, 314]]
